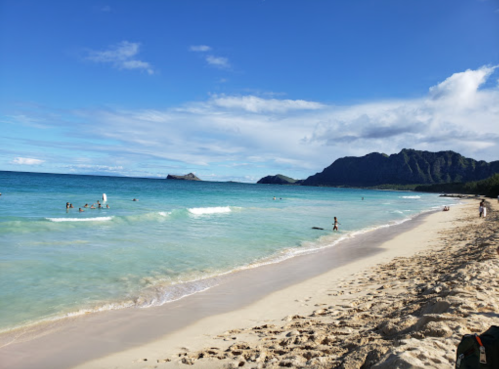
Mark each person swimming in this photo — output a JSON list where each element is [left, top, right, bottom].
[[84, 204, 88, 208], [79, 208, 84, 212], [90, 204, 96, 209]]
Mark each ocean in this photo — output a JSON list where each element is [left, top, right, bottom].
[[0, 171, 457, 333]]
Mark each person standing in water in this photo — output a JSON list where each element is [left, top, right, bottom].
[[333, 217, 339, 231]]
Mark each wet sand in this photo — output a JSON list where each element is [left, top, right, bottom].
[[2, 199, 497, 369]]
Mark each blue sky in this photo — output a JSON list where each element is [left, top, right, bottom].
[[1, 0, 498, 182]]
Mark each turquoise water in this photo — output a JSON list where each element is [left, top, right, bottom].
[[0, 171, 456, 332]]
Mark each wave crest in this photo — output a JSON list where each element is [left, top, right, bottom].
[[188, 206, 232, 215]]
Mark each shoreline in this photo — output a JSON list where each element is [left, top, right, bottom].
[[2, 199, 494, 369]]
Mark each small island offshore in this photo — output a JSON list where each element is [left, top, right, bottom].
[[166, 173, 201, 181]]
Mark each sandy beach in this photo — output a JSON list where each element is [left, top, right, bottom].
[[1, 198, 498, 369]]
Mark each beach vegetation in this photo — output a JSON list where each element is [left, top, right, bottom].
[[415, 173, 499, 198]]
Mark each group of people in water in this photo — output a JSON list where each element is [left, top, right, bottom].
[[65, 195, 141, 213], [66, 200, 110, 213]]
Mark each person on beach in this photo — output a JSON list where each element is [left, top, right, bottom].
[[333, 217, 339, 231], [479, 200, 486, 218]]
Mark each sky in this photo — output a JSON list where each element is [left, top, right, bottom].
[[1, 0, 498, 182]]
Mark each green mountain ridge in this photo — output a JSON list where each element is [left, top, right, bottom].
[[302, 149, 499, 187], [257, 149, 499, 197]]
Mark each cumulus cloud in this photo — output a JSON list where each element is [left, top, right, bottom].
[[12, 157, 45, 165], [429, 65, 496, 106], [86, 41, 154, 74]]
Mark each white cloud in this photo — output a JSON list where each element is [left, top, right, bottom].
[[86, 41, 154, 74], [189, 45, 231, 69], [12, 157, 45, 165], [190, 45, 211, 52], [206, 55, 230, 69], [209, 95, 325, 113], [429, 65, 496, 106]]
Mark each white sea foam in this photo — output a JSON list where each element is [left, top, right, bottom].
[[158, 211, 171, 217], [188, 206, 232, 215], [47, 217, 113, 222], [401, 196, 421, 199]]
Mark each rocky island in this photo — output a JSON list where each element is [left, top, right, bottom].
[[257, 174, 303, 185], [166, 173, 201, 181]]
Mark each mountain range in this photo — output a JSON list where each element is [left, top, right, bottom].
[[258, 149, 499, 188]]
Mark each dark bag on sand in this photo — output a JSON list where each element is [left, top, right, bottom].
[[456, 326, 499, 368]]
